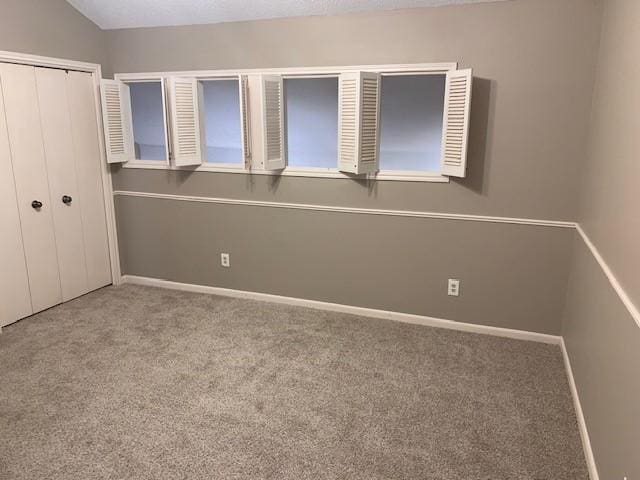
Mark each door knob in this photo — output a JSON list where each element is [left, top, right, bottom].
[[62, 195, 72, 205], [31, 200, 43, 209]]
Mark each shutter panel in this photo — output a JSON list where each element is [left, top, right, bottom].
[[338, 71, 380, 174], [99, 79, 133, 164], [168, 77, 203, 167], [441, 69, 473, 177], [260, 74, 285, 170], [239, 75, 251, 167]]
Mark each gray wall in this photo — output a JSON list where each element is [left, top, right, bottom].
[[563, 236, 639, 479], [115, 195, 573, 335], [0, 0, 108, 73], [107, 0, 601, 334], [108, 0, 604, 335], [562, 0, 640, 478], [107, 0, 602, 221]]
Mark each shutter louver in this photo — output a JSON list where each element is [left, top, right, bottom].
[[441, 69, 473, 177], [168, 77, 203, 167], [338, 72, 380, 174], [260, 75, 285, 170], [100, 79, 133, 164], [239, 75, 251, 166]]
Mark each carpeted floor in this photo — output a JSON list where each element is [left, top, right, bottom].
[[0, 285, 587, 479]]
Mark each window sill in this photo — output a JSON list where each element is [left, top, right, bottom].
[[120, 162, 449, 182], [123, 160, 169, 170]]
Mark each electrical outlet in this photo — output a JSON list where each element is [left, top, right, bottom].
[[221, 253, 230, 268], [448, 279, 460, 296]]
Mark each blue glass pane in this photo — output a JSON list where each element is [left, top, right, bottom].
[[129, 82, 166, 161], [379, 75, 446, 172], [285, 78, 338, 169], [201, 80, 243, 164]]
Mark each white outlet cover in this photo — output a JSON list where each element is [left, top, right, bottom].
[[448, 279, 460, 296]]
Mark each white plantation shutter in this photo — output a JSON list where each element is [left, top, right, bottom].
[[239, 75, 251, 166], [338, 72, 380, 174], [260, 75, 285, 170], [100, 79, 133, 164], [441, 69, 473, 177], [168, 77, 203, 166]]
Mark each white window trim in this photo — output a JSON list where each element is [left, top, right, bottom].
[[115, 62, 456, 182]]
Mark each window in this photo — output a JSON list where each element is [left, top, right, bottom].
[[128, 81, 167, 161], [379, 74, 446, 173], [284, 77, 338, 169], [201, 79, 243, 165], [108, 65, 472, 180]]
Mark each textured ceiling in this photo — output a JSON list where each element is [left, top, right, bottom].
[[66, 0, 510, 30]]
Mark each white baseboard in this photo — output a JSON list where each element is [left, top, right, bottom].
[[121, 274, 561, 345], [560, 338, 599, 480]]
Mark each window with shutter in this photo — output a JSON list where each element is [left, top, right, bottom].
[[100, 79, 133, 164], [168, 77, 203, 167], [440, 69, 473, 178], [260, 75, 286, 170], [112, 63, 466, 182], [338, 72, 380, 174]]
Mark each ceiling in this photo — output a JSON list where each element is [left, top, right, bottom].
[[66, 0, 509, 30]]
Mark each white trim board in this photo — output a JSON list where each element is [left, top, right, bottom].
[[121, 274, 561, 345], [113, 190, 576, 228], [561, 339, 599, 480], [576, 225, 640, 329], [0, 50, 98, 72], [114, 62, 458, 82], [120, 162, 451, 183]]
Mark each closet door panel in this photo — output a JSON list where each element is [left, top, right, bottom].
[[0, 63, 62, 313], [66, 71, 112, 291], [36, 68, 89, 302], [0, 75, 32, 327]]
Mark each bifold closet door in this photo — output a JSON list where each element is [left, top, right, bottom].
[[0, 73, 33, 327], [36, 68, 89, 302], [65, 71, 111, 292], [34, 68, 112, 301], [0, 63, 62, 314]]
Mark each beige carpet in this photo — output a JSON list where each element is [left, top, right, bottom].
[[0, 285, 588, 479]]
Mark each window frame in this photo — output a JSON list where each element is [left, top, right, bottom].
[[123, 77, 171, 169], [115, 62, 456, 182]]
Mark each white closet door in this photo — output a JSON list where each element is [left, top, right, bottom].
[[36, 68, 89, 302], [0, 73, 32, 327], [66, 71, 112, 291], [0, 63, 61, 313]]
